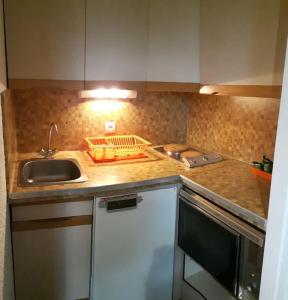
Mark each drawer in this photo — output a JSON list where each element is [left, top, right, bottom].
[[12, 200, 93, 221]]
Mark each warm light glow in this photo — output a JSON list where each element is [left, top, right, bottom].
[[80, 88, 137, 99], [199, 86, 215, 94], [89, 100, 124, 114]]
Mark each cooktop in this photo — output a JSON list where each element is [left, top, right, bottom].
[[153, 144, 222, 168]]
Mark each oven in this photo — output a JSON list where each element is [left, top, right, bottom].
[[178, 186, 265, 300]]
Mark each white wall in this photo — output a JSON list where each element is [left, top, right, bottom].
[[259, 41, 288, 300], [0, 97, 14, 300], [273, 0, 288, 85], [1, 1, 14, 298], [3, 209, 14, 300], [200, 0, 282, 85], [0, 0, 6, 92]]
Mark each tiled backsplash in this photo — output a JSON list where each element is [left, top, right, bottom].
[[2, 90, 17, 187], [187, 94, 280, 163], [12, 89, 189, 152], [4, 88, 280, 164]]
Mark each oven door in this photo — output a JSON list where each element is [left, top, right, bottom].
[[178, 195, 241, 297]]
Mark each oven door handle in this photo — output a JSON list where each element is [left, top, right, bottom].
[[180, 190, 265, 247]]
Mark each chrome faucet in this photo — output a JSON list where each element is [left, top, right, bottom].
[[39, 123, 59, 158]]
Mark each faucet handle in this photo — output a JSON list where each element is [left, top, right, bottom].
[[39, 147, 47, 158]]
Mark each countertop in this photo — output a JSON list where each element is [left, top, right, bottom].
[[9, 149, 270, 231]]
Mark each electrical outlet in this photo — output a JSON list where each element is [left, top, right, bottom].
[[105, 120, 116, 134]]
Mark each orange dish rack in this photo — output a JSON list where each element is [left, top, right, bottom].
[[85, 135, 152, 162]]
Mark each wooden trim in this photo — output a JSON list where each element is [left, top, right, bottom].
[[84, 80, 147, 90], [8, 79, 84, 90], [146, 81, 200, 92], [7, 80, 282, 97], [12, 215, 92, 232], [8, 79, 201, 93], [9, 79, 282, 99], [86, 80, 200, 92], [199, 84, 282, 99]]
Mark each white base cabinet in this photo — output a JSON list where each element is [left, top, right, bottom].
[[11, 187, 178, 300], [12, 200, 93, 300], [91, 187, 177, 300]]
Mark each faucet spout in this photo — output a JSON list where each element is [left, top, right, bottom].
[[39, 123, 59, 158], [48, 123, 58, 151]]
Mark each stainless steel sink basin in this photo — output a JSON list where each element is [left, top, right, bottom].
[[19, 158, 88, 186]]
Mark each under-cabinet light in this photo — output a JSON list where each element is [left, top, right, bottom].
[[80, 88, 137, 99], [199, 85, 218, 95]]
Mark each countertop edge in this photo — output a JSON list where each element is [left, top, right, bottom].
[[9, 175, 181, 202], [9, 172, 267, 232], [181, 175, 266, 231]]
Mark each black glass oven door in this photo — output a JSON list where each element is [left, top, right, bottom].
[[178, 197, 240, 296]]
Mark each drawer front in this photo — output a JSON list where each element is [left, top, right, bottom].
[[12, 200, 93, 221]]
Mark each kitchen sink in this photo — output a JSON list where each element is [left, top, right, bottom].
[[19, 158, 88, 187]]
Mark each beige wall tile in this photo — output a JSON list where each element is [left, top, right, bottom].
[[12, 89, 189, 152], [7, 88, 280, 164], [2, 90, 17, 187], [187, 94, 280, 163]]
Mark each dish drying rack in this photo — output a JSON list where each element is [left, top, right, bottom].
[[85, 135, 152, 162]]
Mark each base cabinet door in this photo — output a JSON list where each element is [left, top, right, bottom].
[[91, 187, 177, 300], [12, 201, 93, 300], [13, 225, 91, 300]]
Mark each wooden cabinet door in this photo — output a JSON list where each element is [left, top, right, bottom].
[[5, 0, 85, 82], [0, 0, 6, 93], [200, 0, 286, 86], [85, 0, 149, 82], [12, 200, 92, 300], [146, 0, 200, 83]]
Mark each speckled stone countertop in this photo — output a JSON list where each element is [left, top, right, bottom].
[[8, 149, 270, 231]]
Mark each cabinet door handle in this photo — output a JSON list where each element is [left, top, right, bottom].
[[98, 194, 142, 212], [12, 215, 92, 232]]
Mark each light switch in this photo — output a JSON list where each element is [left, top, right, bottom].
[[105, 120, 116, 134]]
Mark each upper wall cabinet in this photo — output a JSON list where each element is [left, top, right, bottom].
[[147, 0, 200, 83], [5, 0, 200, 90], [85, 0, 200, 90], [85, 0, 149, 84], [0, 0, 6, 93], [200, 0, 287, 86], [5, 0, 85, 83]]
